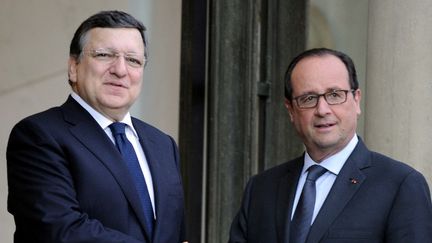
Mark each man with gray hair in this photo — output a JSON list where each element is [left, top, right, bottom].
[[7, 10, 186, 243]]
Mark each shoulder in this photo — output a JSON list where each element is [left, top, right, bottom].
[[11, 106, 63, 135], [131, 117, 170, 137], [11, 96, 84, 132], [7, 106, 69, 155], [248, 156, 303, 186], [358, 148, 429, 192], [131, 117, 177, 146], [19, 106, 62, 124], [353, 139, 421, 180], [260, 159, 300, 177], [368, 150, 421, 178]]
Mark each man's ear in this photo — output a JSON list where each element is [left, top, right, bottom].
[[284, 99, 294, 122], [68, 57, 78, 83], [353, 88, 362, 116]]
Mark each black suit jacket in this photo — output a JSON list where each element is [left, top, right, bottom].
[[229, 139, 432, 242], [7, 96, 186, 243]]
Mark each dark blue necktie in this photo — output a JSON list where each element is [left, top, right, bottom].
[[290, 165, 327, 243], [109, 122, 154, 237]]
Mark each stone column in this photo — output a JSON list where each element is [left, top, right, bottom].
[[365, 0, 432, 184], [204, 0, 305, 242]]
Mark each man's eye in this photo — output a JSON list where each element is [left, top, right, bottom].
[[126, 57, 142, 66], [329, 92, 342, 98], [299, 95, 316, 103], [95, 52, 113, 58]]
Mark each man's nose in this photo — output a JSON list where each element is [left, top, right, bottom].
[[109, 56, 128, 76], [315, 96, 332, 115]]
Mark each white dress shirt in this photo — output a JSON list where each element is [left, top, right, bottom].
[[71, 92, 156, 217], [291, 135, 359, 224]]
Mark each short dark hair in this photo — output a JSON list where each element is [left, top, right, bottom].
[[284, 48, 359, 100], [69, 10, 148, 61]]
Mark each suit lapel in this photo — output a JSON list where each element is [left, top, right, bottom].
[[133, 119, 166, 239], [306, 140, 371, 243], [61, 97, 151, 240], [276, 157, 304, 242]]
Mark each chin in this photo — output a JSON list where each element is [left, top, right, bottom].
[[314, 137, 341, 149], [102, 94, 130, 104]]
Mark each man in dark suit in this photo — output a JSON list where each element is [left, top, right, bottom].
[[228, 48, 432, 242], [7, 11, 186, 243]]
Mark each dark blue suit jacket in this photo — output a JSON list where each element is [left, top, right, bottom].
[[229, 139, 432, 242], [7, 96, 186, 243]]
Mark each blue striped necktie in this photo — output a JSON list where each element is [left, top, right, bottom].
[[290, 165, 327, 243], [109, 122, 154, 237]]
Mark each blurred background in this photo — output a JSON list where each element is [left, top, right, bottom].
[[1, 0, 431, 242]]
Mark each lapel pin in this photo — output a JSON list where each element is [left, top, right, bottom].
[[349, 178, 358, 184]]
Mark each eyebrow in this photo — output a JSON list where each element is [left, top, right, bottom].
[[94, 47, 141, 55]]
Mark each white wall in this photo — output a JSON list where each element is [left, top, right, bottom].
[[365, 0, 432, 183]]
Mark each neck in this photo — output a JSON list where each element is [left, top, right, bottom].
[[306, 134, 357, 162], [308, 149, 339, 163]]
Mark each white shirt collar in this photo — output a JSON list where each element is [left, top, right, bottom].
[[71, 92, 138, 138], [303, 135, 359, 175]]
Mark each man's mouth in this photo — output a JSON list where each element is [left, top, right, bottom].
[[106, 82, 127, 88], [315, 122, 336, 128]]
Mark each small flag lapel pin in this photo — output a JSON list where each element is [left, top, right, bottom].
[[350, 178, 358, 184]]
